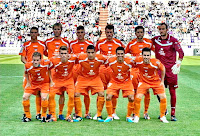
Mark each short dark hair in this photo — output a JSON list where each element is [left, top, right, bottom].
[[87, 45, 95, 51], [53, 23, 62, 30], [30, 27, 38, 33], [77, 25, 84, 31], [59, 46, 68, 52], [135, 26, 144, 33], [105, 24, 114, 32], [159, 23, 168, 29], [32, 52, 42, 59], [142, 47, 151, 54], [116, 46, 125, 53]]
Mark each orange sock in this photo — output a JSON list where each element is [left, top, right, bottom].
[[132, 93, 137, 114], [106, 100, 112, 117], [134, 98, 141, 117], [41, 100, 48, 117], [59, 104, 64, 115], [112, 97, 117, 114], [97, 96, 105, 117], [74, 97, 82, 117], [35, 96, 41, 114], [144, 92, 150, 114], [127, 101, 134, 117], [160, 98, 167, 118], [84, 95, 90, 114], [67, 95, 74, 117], [48, 93, 56, 117], [22, 100, 31, 118]]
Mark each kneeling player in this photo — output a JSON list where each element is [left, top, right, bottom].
[[48, 46, 76, 122], [22, 52, 50, 122], [133, 48, 169, 123], [104, 47, 135, 123], [74, 45, 107, 122]]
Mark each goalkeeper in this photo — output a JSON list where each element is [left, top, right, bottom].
[[151, 23, 184, 121]]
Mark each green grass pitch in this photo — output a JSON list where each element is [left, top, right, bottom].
[[0, 55, 200, 136]]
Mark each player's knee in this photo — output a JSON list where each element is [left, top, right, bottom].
[[158, 93, 166, 99], [128, 96, 134, 102], [98, 92, 104, 97], [75, 92, 80, 97], [106, 96, 112, 101], [136, 94, 143, 99], [41, 96, 48, 100]]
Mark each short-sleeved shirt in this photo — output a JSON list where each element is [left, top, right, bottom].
[[70, 39, 93, 54], [45, 37, 70, 59], [25, 59, 51, 85], [96, 38, 125, 56], [19, 40, 45, 62], [134, 57, 165, 84], [125, 38, 152, 57], [106, 57, 135, 83], [77, 54, 107, 79], [50, 55, 77, 81]]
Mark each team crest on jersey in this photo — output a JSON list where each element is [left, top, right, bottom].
[[56, 45, 59, 48], [80, 47, 84, 50], [108, 47, 112, 50], [34, 48, 38, 51], [90, 65, 94, 68], [118, 69, 121, 72]]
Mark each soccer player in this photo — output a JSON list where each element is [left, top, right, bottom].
[[125, 26, 152, 120], [133, 48, 169, 123], [45, 23, 70, 120], [74, 45, 107, 122], [21, 52, 50, 122], [104, 47, 135, 123], [48, 46, 76, 122], [70, 26, 93, 119], [152, 23, 184, 121], [19, 27, 46, 120], [95, 24, 125, 120]]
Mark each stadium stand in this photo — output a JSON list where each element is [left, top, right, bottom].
[[0, 0, 199, 55]]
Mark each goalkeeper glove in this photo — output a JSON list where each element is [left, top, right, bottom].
[[171, 60, 182, 74]]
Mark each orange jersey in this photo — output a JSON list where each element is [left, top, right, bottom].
[[19, 40, 45, 62], [125, 38, 152, 57], [25, 59, 51, 85], [45, 37, 70, 59], [50, 55, 77, 81], [77, 54, 107, 79], [70, 40, 93, 54], [96, 38, 125, 55], [134, 57, 165, 84], [106, 57, 134, 83]]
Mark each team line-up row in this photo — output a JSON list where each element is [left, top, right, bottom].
[[20, 23, 184, 123]]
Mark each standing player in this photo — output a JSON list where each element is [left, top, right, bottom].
[[48, 46, 76, 122], [95, 24, 125, 120], [45, 23, 70, 120], [104, 47, 135, 123], [152, 23, 184, 121], [19, 27, 46, 120], [133, 48, 169, 123], [74, 45, 107, 122], [70, 26, 93, 119], [21, 52, 50, 122], [125, 26, 152, 120]]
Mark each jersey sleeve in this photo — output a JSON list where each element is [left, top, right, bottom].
[[157, 60, 165, 71], [95, 41, 100, 52], [173, 39, 184, 59]]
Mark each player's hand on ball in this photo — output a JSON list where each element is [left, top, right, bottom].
[[171, 60, 181, 74]]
